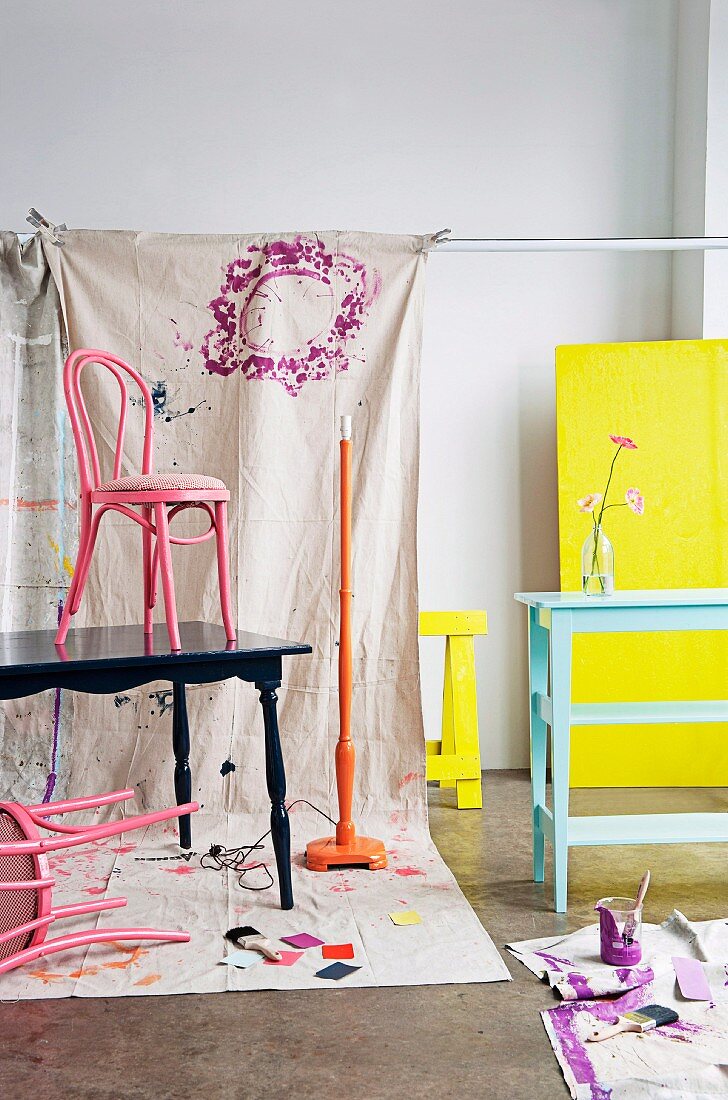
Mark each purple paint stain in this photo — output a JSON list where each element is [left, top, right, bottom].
[[565, 972, 593, 999], [535, 950, 574, 973], [42, 599, 64, 802], [201, 236, 381, 396], [547, 1008, 613, 1099], [615, 965, 653, 987], [546, 985, 654, 1098], [664, 1018, 705, 1038]]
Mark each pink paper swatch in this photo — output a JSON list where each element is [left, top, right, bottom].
[[264, 951, 304, 967]]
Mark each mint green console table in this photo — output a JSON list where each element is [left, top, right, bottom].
[[514, 589, 728, 912]]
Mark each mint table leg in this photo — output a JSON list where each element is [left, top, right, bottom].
[[528, 606, 549, 882], [550, 610, 572, 913]]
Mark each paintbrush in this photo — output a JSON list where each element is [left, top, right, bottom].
[[587, 1004, 678, 1042], [623, 869, 650, 943], [225, 925, 282, 961]]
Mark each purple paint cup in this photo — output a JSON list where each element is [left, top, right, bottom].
[[595, 896, 643, 966]]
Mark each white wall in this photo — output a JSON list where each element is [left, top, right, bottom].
[[702, 0, 728, 338], [671, 0, 710, 339], [0, 0, 680, 768]]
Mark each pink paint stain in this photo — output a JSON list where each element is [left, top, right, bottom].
[[330, 884, 355, 893], [164, 864, 195, 875], [83, 886, 107, 896], [202, 236, 380, 397], [172, 326, 194, 352], [398, 771, 420, 790], [394, 867, 425, 878]]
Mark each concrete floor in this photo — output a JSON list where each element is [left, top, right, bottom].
[[1, 770, 726, 1099]]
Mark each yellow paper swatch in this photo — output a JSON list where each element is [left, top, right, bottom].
[[389, 910, 422, 926]]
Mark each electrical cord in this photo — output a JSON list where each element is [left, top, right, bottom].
[[200, 799, 336, 892]]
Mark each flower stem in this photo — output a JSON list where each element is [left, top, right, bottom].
[[586, 444, 622, 594], [596, 444, 622, 529]]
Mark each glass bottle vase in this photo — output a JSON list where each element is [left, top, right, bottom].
[[581, 525, 614, 597]]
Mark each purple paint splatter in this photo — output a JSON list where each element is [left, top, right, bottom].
[[201, 236, 380, 396], [545, 986, 650, 1099], [565, 972, 593, 999], [535, 950, 573, 972]]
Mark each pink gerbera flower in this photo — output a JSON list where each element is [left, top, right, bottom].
[[626, 488, 644, 515], [577, 492, 602, 513], [610, 434, 637, 449]]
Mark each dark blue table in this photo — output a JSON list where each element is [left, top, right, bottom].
[[0, 621, 311, 910]]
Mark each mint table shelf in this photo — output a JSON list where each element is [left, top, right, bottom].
[[515, 589, 728, 912]]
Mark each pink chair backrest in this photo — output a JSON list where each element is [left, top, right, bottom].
[[64, 349, 155, 495]]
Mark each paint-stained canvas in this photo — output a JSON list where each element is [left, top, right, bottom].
[[0, 233, 76, 802], [42, 230, 426, 828], [0, 229, 512, 999]]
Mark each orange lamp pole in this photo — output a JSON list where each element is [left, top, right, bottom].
[[306, 416, 387, 872]]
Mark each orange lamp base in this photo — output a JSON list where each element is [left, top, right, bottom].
[[306, 834, 388, 872]]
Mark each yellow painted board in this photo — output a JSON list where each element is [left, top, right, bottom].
[[419, 610, 487, 636], [425, 754, 481, 782], [556, 339, 728, 787]]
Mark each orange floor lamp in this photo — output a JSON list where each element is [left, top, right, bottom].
[[306, 416, 387, 872]]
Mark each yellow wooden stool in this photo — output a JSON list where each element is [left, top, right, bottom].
[[420, 610, 486, 809]]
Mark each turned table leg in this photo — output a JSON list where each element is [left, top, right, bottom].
[[172, 681, 192, 849], [256, 679, 293, 910]]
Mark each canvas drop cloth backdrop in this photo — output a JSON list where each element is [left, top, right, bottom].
[[0, 229, 509, 995], [0, 233, 75, 803]]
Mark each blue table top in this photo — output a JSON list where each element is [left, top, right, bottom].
[[514, 589, 728, 609]]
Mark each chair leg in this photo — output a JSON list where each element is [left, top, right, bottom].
[[142, 504, 153, 634], [150, 543, 160, 610], [56, 506, 98, 645], [69, 519, 101, 616], [214, 501, 236, 641], [154, 503, 181, 651]]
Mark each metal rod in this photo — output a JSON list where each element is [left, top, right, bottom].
[[434, 236, 728, 253], [14, 228, 728, 253]]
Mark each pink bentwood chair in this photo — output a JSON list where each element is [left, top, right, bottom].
[[0, 787, 199, 976], [55, 349, 236, 651]]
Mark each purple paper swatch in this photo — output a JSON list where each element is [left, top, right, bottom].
[[672, 956, 712, 1000], [281, 933, 325, 950]]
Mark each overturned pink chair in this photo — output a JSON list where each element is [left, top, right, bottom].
[[56, 348, 236, 651], [0, 787, 198, 976]]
